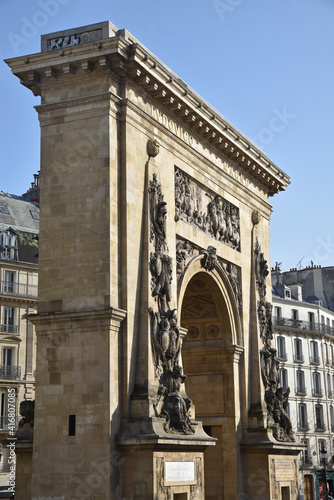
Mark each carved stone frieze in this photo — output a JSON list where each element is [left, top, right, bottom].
[[175, 167, 240, 251], [255, 239, 294, 442]]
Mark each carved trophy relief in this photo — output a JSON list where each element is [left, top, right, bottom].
[[148, 174, 194, 435], [175, 167, 241, 251], [149, 173, 168, 253], [255, 238, 295, 442]]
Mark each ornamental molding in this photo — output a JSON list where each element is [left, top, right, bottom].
[[6, 30, 290, 196]]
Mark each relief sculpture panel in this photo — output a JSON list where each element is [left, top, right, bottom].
[[175, 167, 240, 251]]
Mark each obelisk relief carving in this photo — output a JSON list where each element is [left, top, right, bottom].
[[254, 238, 294, 442], [148, 172, 194, 434]]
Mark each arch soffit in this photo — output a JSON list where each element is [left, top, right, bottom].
[[177, 255, 243, 347]]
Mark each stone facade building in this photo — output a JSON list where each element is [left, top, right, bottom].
[[6, 22, 302, 500], [0, 191, 38, 494], [272, 267, 334, 500]]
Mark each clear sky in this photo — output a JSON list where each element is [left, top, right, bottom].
[[1, 0, 333, 271]]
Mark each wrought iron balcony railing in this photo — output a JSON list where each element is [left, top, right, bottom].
[[274, 316, 334, 336], [0, 280, 37, 299], [0, 324, 19, 335], [312, 388, 323, 397], [0, 365, 21, 380], [293, 353, 304, 363]]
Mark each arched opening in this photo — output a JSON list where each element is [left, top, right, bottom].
[[179, 269, 242, 500]]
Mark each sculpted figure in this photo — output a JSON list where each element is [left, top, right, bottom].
[[201, 246, 217, 272], [159, 365, 194, 434], [18, 400, 35, 427], [150, 252, 172, 314], [149, 308, 181, 375], [273, 387, 294, 441]]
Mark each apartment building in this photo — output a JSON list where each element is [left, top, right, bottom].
[[0, 190, 38, 492], [272, 269, 334, 500]]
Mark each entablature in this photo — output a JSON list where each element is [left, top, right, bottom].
[[5, 30, 290, 197]]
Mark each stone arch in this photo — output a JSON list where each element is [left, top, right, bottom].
[[177, 254, 242, 347], [177, 255, 244, 499]]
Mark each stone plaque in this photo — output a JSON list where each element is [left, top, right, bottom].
[[274, 461, 294, 481], [165, 461, 195, 482]]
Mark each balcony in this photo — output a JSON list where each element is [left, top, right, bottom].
[[0, 365, 21, 380], [315, 422, 326, 431], [296, 385, 307, 396], [0, 280, 37, 299], [274, 316, 334, 336], [0, 324, 19, 335]]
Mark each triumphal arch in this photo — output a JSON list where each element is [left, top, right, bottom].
[[6, 21, 301, 500]]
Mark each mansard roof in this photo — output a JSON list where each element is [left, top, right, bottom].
[[5, 22, 290, 196], [0, 192, 39, 234]]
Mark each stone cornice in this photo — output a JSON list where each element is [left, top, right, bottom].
[[5, 33, 290, 196]]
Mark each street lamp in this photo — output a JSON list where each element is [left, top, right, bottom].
[[320, 446, 328, 500]]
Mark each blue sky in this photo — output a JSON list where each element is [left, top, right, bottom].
[[1, 0, 333, 271]]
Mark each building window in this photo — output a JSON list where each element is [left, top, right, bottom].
[[3, 271, 15, 294], [0, 206, 9, 214], [30, 210, 39, 220], [274, 306, 282, 318], [296, 370, 306, 395], [298, 403, 308, 430], [0, 389, 16, 431], [277, 336, 287, 360], [310, 340, 320, 364], [0, 232, 17, 260], [309, 312, 315, 329], [294, 338, 303, 362], [319, 439, 327, 463], [279, 368, 288, 390], [301, 439, 310, 465], [328, 373, 333, 398], [0, 348, 20, 380], [285, 289, 291, 298], [330, 407, 334, 432], [1, 307, 18, 335], [315, 404, 325, 431], [313, 372, 322, 397]]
